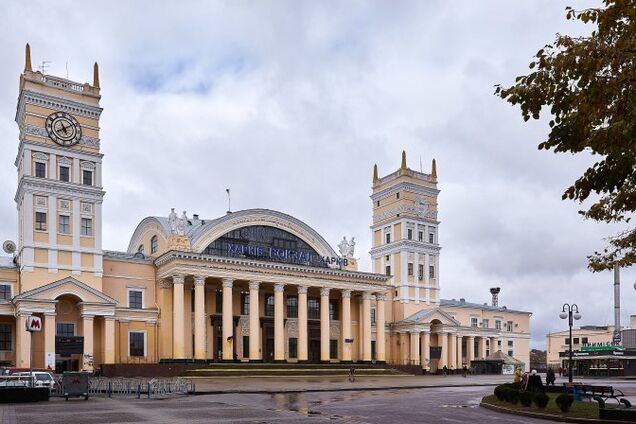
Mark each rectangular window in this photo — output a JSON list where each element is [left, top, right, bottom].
[[565, 338, 570, 345], [308, 297, 320, 320], [385, 233, 391, 244], [35, 212, 47, 231], [59, 166, 70, 182], [582, 337, 588, 345], [129, 332, 145, 357], [429, 233, 434, 243], [471, 317, 478, 328], [128, 290, 143, 309], [506, 321, 513, 332], [418, 264, 424, 281], [407, 263, 414, 277], [482, 319, 489, 329], [329, 299, 339, 320], [215, 290, 222, 313], [0, 284, 11, 300], [56, 323, 75, 337], [241, 293, 250, 315], [508, 340, 513, 347], [330, 339, 338, 359], [407, 229, 413, 240], [429, 265, 435, 279], [289, 337, 298, 358], [573, 337, 580, 345], [243, 336, 249, 358], [58, 215, 70, 234], [0, 323, 11, 351], [371, 307, 376, 324], [82, 170, 93, 186], [385, 265, 391, 276], [35, 162, 46, 178], [286, 296, 298, 318], [418, 231, 423, 242], [265, 295, 275, 317], [81, 218, 92, 236], [495, 320, 501, 330], [508, 350, 514, 357]]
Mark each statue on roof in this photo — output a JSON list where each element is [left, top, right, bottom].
[[348, 237, 356, 257], [168, 208, 178, 234], [338, 236, 355, 258], [176, 210, 188, 235]]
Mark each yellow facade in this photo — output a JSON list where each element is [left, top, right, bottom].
[[0, 45, 531, 373]]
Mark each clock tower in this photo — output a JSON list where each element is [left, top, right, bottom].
[[15, 44, 105, 292]]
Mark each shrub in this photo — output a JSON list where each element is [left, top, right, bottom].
[[519, 391, 533, 407], [534, 392, 550, 409], [505, 389, 520, 404], [555, 394, 574, 412], [494, 385, 506, 401]]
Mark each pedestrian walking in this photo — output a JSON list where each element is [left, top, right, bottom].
[[462, 365, 467, 378], [442, 365, 448, 376], [546, 368, 555, 386], [348, 366, 355, 383]]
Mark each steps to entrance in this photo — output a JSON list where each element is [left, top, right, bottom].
[[183, 363, 408, 378]]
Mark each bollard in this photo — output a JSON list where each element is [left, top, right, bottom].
[[137, 384, 140, 399], [108, 381, 112, 398], [148, 383, 151, 399]]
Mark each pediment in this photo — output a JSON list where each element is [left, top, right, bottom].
[[14, 276, 117, 305], [402, 307, 461, 327]]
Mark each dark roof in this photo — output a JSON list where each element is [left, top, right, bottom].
[[440, 298, 531, 315]]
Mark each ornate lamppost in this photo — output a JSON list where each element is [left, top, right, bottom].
[[559, 304, 581, 383]]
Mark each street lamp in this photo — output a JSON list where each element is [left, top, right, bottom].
[[560, 303, 581, 383]]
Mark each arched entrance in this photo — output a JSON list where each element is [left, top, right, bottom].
[[54, 294, 83, 372]]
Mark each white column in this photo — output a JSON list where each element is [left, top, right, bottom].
[[193, 276, 206, 360], [222, 278, 234, 360], [456, 335, 463, 367], [467, 335, 475, 366], [274, 283, 285, 361], [82, 314, 94, 371], [362, 292, 372, 362], [341, 290, 352, 362], [44, 313, 56, 370], [439, 332, 448, 369], [448, 332, 456, 370], [172, 275, 185, 359], [249, 281, 260, 360], [421, 331, 430, 371], [73, 158, 80, 183], [320, 287, 330, 362], [376, 294, 386, 362], [298, 286, 308, 361], [410, 332, 420, 365]]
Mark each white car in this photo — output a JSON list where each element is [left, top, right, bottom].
[[12, 371, 56, 390]]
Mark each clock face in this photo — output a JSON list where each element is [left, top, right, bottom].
[[45, 112, 82, 146]]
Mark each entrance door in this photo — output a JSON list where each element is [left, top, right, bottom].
[[309, 340, 321, 363], [263, 324, 275, 362]]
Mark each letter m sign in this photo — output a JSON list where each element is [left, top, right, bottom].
[[26, 316, 42, 332]]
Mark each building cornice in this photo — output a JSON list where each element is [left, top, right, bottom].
[[15, 139, 103, 168], [371, 181, 439, 202], [17, 88, 102, 121], [15, 176, 105, 204], [370, 240, 442, 257]]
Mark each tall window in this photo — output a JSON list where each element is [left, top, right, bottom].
[[150, 235, 158, 254], [308, 297, 320, 319], [243, 336, 249, 358], [429, 233, 434, 243], [471, 317, 478, 328], [215, 290, 222, 313], [407, 229, 413, 240], [482, 319, 489, 329], [495, 320, 502, 330], [35, 212, 47, 231], [82, 169, 93, 186], [288, 337, 298, 358], [418, 231, 423, 242], [573, 337, 579, 345], [58, 215, 70, 234], [0, 323, 11, 351], [81, 218, 93, 236], [385, 265, 391, 276], [371, 307, 376, 324], [418, 264, 424, 281], [407, 263, 414, 276], [265, 295, 275, 316], [56, 323, 75, 337], [128, 290, 143, 309], [241, 292, 250, 315], [330, 339, 338, 359], [35, 162, 46, 178], [286, 296, 298, 318], [506, 321, 513, 332], [385, 233, 391, 244], [329, 299, 339, 320], [429, 265, 435, 279], [129, 332, 145, 357], [0, 284, 12, 300], [59, 166, 70, 182]]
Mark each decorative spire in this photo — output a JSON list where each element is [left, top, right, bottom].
[[400, 150, 407, 170], [373, 164, 378, 182], [93, 62, 100, 88], [25, 43, 32, 72], [431, 158, 437, 178]]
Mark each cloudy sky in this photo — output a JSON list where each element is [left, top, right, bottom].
[[0, 1, 633, 348]]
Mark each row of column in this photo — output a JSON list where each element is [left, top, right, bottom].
[[171, 275, 387, 362], [399, 332, 498, 369]]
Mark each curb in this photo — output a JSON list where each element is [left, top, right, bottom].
[[191, 382, 498, 395], [480, 402, 634, 424]]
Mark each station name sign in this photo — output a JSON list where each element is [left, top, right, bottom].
[[227, 243, 348, 267]]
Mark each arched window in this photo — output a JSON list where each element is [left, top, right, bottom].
[[150, 235, 158, 254], [137, 244, 144, 254]]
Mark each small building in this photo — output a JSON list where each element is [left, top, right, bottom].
[[471, 350, 524, 375], [546, 325, 617, 369]]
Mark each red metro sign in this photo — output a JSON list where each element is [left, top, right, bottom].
[[26, 316, 42, 332]]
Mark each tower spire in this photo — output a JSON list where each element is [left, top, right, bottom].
[[25, 43, 32, 72], [373, 164, 378, 183], [400, 150, 407, 170], [431, 158, 437, 178], [93, 62, 100, 88]]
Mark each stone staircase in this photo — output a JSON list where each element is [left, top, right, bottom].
[[183, 362, 409, 377]]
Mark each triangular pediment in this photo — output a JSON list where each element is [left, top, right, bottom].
[[401, 307, 461, 327], [14, 276, 117, 305]]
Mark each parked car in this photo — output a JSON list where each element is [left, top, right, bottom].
[[12, 372, 56, 390]]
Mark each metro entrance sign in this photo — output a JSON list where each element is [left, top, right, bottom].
[[25, 315, 42, 332]]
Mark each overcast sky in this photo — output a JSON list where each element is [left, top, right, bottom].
[[1, 1, 633, 349]]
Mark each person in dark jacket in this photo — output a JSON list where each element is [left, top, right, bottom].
[[546, 368, 556, 386], [526, 369, 544, 392]]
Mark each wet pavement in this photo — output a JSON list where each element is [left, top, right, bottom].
[[4, 377, 636, 423]]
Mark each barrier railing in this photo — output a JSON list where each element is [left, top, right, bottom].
[[81, 377, 194, 398]]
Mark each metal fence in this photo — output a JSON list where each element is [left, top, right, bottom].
[[52, 376, 194, 399]]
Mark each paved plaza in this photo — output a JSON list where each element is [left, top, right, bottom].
[[3, 376, 636, 423]]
